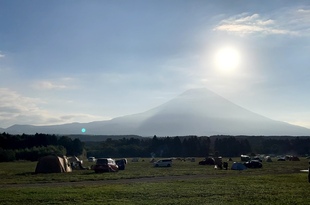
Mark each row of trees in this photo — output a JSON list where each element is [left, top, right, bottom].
[[87, 135, 310, 158], [214, 137, 251, 157], [86, 135, 211, 158], [1, 133, 310, 162], [211, 135, 310, 156], [0, 145, 66, 162], [0, 133, 84, 162], [260, 138, 310, 155]]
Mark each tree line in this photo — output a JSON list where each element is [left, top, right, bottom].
[[210, 135, 310, 157], [1, 133, 310, 162], [86, 135, 211, 158], [259, 137, 310, 155], [0, 132, 84, 162], [86, 135, 310, 158]]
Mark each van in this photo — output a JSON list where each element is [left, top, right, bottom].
[[154, 159, 172, 167]]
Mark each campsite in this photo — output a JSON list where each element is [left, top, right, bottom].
[[1, 156, 310, 204]]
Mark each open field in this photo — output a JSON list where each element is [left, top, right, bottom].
[[0, 157, 310, 204]]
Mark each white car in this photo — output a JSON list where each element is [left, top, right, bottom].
[[154, 159, 172, 167]]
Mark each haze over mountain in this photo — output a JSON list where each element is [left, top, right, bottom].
[[2, 88, 310, 136]]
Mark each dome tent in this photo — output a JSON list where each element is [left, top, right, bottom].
[[231, 162, 247, 170], [35, 155, 72, 173]]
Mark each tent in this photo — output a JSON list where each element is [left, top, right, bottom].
[[231, 162, 247, 170], [68, 156, 87, 170], [68, 156, 80, 164], [199, 157, 215, 165], [265, 156, 273, 162], [289, 156, 300, 161], [35, 155, 72, 173]]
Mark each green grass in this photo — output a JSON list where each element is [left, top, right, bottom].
[[0, 158, 306, 184], [0, 158, 309, 204]]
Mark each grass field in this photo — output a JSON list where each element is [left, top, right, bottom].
[[0, 157, 310, 204]]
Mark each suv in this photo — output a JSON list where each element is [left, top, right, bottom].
[[93, 158, 119, 173], [154, 159, 172, 167]]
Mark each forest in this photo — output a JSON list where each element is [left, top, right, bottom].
[[0, 132, 84, 162], [1, 132, 310, 162], [86, 135, 211, 158]]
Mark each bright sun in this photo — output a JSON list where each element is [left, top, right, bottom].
[[214, 47, 240, 72]]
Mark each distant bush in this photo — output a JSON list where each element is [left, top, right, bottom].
[[0, 148, 16, 162]]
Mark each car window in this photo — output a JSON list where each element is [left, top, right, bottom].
[[97, 159, 108, 165], [162, 159, 171, 162]]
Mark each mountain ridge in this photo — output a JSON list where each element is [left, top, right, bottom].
[[2, 88, 310, 136]]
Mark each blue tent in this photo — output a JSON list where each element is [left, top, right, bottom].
[[231, 162, 247, 170]]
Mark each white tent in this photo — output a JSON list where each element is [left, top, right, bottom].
[[265, 156, 273, 162]]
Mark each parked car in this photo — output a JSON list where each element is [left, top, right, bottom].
[[251, 157, 262, 162], [244, 160, 262, 168], [88, 157, 96, 162], [241, 155, 251, 162], [93, 158, 119, 173], [154, 159, 172, 167], [115, 159, 126, 170]]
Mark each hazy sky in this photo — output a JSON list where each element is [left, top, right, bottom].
[[1, 0, 310, 129]]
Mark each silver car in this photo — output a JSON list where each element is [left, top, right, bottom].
[[154, 159, 172, 167]]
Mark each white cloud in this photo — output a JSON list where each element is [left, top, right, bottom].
[[287, 120, 310, 130], [32, 77, 76, 90], [0, 88, 44, 111], [291, 8, 310, 32], [0, 88, 45, 127], [38, 81, 68, 90], [0, 88, 105, 128], [0, 52, 8, 73], [0, 50, 5, 58], [213, 8, 310, 36]]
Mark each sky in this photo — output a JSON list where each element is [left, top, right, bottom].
[[0, 0, 310, 129]]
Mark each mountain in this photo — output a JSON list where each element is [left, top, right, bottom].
[[2, 88, 310, 136]]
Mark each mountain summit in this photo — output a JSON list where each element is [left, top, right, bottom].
[[3, 88, 310, 136]]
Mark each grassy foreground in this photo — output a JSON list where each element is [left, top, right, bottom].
[[0, 158, 309, 204]]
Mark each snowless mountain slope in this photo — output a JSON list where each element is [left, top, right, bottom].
[[3, 88, 310, 136]]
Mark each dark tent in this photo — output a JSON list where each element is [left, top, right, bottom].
[[35, 155, 72, 173]]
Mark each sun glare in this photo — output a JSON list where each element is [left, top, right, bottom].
[[214, 47, 240, 72]]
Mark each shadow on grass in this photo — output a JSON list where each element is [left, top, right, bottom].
[[15, 172, 35, 176]]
